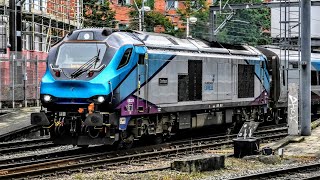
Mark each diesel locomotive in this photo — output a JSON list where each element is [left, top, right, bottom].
[[30, 28, 319, 147]]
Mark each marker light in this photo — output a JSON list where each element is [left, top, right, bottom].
[[43, 95, 52, 102], [88, 71, 94, 77], [84, 33, 90, 40], [97, 96, 105, 103], [55, 71, 60, 77]]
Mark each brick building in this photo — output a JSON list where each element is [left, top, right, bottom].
[[109, 0, 212, 32]]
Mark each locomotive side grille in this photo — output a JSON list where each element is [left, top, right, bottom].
[[188, 60, 203, 101], [238, 64, 254, 98], [178, 75, 189, 102], [177, 60, 203, 102]]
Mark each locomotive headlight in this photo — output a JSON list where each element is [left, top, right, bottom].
[[97, 96, 105, 103], [43, 95, 52, 102]]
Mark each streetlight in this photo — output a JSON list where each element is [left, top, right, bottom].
[[186, 16, 197, 38], [139, 6, 151, 31], [133, 0, 151, 31]]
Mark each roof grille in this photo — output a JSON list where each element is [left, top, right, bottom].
[[167, 37, 179, 45]]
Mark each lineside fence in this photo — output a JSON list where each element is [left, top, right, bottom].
[[0, 52, 47, 109]]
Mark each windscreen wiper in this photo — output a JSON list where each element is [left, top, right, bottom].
[[71, 49, 100, 78]]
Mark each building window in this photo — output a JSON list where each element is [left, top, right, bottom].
[[118, 23, 128, 30], [118, 0, 131, 6], [166, 0, 178, 10], [34, 0, 40, 10]]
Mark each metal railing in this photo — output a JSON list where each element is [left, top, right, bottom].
[[0, 52, 46, 109]]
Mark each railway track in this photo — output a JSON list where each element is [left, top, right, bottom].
[[0, 126, 288, 179], [229, 162, 320, 180], [0, 125, 41, 142], [0, 124, 286, 166], [0, 123, 286, 155], [0, 138, 54, 154]]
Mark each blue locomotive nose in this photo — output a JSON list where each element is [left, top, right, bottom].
[[40, 68, 114, 105], [41, 80, 108, 99]]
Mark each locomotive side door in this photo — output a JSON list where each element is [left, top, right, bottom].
[[136, 53, 148, 113], [217, 59, 232, 100]]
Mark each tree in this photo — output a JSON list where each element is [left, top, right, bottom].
[[83, 0, 116, 28], [214, 0, 271, 45], [144, 11, 176, 34], [176, 0, 210, 39], [128, 0, 176, 35]]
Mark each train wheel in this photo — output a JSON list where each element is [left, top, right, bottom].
[[118, 131, 134, 149], [152, 134, 163, 144]]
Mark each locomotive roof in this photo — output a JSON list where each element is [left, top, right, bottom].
[[63, 28, 262, 57], [262, 46, 320, 62], [131, 31, 262, 56]]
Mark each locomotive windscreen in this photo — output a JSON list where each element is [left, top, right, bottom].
[[56, 43, 107, 68]]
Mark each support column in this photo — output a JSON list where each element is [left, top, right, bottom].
[[186, 17, 189, 38], [9, 0, 16, 51], [300, 0, 311, 136], [16, 1, 22, 52], [209, 10, 215, 42]]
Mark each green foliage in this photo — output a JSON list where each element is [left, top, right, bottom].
[[146, 0, 155, 10], [83, 0, 116, 28], [128, 1, 176, 34], [177, 0, 208, 18], [176, 0, 210, 39], [215, 0, 271, 45], [144, 11, 175, 33], [189, 7, 210, 40]]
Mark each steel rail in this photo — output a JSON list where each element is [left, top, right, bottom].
[[0, 145, 108, 169], [0, 138, 50, 148], [0, 138, 54, 154], [229, 162, 320, 180], [0, 125, 41, 142], [0, 142, 55, 154], [172, 126, 287, 146]]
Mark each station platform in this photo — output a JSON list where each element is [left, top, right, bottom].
[[283, 125, 320, 157], [264, 120, 320, 158], [0, 107, 40, 137]]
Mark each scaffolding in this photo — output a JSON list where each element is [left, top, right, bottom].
[[278, 0, 301, 81], [0, 0, 83, 53], [22, 0, 82, 52], [278, 0, 301, 135]]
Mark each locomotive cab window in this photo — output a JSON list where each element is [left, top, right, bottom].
[[117, 48, 132, 69]]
